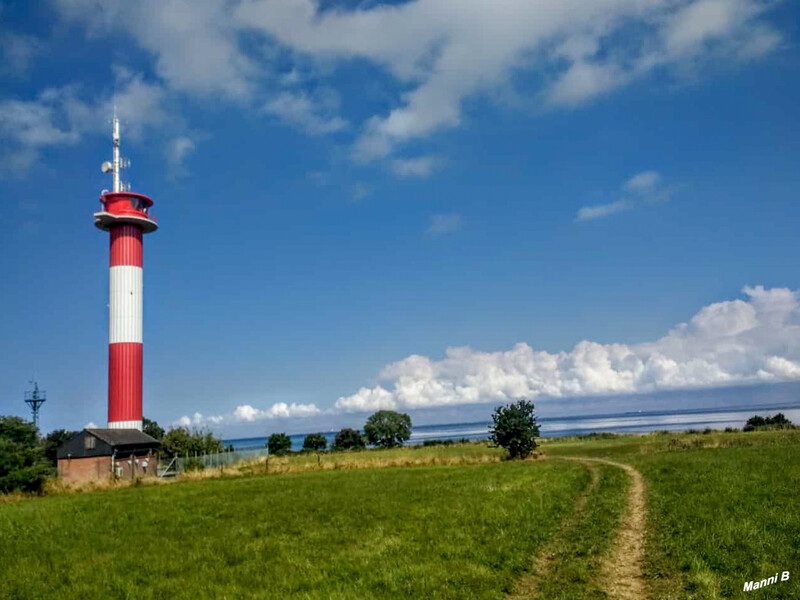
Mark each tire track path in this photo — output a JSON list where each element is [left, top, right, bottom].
[[508, 461, 600, 599], [566, 457, 647, 600]]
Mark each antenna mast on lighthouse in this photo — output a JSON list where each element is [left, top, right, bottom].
[[102, 110, 130, 193], [94, 115, 158, 431]]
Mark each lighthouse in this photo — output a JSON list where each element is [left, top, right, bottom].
[[93, 116, 157, 430]]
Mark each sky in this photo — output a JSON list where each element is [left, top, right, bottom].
[[1, 0, 799, 438]]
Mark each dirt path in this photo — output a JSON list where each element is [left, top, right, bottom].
[[575, 457, 648, 600], [508, 461, 600, 599], [509, 456, 647, 600]]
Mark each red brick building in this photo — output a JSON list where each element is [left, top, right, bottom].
[[57, 429, 160, 482]]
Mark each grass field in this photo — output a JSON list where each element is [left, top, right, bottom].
[[1, 430, 798, 599]]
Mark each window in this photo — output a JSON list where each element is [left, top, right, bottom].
[[84, 435, 95, 450], [129, 196, 142, 210]]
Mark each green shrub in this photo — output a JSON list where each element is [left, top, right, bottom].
[[267, 433, 292, 456], [489, 400, 540, 459], [744, 413, 795, 432], [364, 411, 412, 449], [183, 457, 205, 472], [0, 416, 50, 494], [302, 433, 327, 452], [332, 428, 365, 451]]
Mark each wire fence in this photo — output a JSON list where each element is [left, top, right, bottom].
[[158, 446, 268, 477]]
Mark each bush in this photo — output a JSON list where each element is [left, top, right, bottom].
[[183, 457, 205, 472], [744, 413, 795, 432], [267, 433, 292, 456], [161, 427, 224, 458], [419, 438, 470, 447], [332, 428, 365, 451], [489, 400, 540, 459], [0, 416, 50, 494], [364, 411, 412, 448], [302, 433, 327, 452]]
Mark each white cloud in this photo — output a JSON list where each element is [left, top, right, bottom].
[[335, 386, 397, 413], [84, 421, 98, 429], [576, 170, 671, 221], [166, 136, 197, 172], [263, 91, 347, 135], [391, 155, 440, 178], [576, 199, 633, 221], [54, 0, 784, 163], [624, 171, 662, 194], [56, 0, 256, 99], [335, 286, 800, 410], [0, 71, 168, 175], [179, 401, 321, 427], [427, 213, 462, 235]]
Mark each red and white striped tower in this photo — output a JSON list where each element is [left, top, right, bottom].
[[93, 116, 158, 430]]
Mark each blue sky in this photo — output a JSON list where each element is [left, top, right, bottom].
[[1, 0, 799, 437]]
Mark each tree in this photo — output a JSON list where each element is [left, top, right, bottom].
[[489, 400, 540, 459], [41, 429, 78, 467], [332, 428, 366, 451], [0, 416, 50, 494], [142, 417, 165, 440], [161, 427, 224, 458], [364, 411, 412, 448], [267, 432, 292, 456], [302, 433, 327, 452]]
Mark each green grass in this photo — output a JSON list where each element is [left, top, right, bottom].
[[3, 430, 799, 599], [0, 459, 586, 599], [528, 462, 629, 600], [544, 429, 800, 599]]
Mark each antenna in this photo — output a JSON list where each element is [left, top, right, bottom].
[[24, 380, 47, 430], [101, 109, 131, 193]]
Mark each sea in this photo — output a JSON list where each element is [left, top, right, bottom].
[[224, 401, 800, 452]]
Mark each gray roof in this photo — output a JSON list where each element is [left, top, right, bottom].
[[87, 428, 160, 447]]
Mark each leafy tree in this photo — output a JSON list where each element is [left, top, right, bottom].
[[302, 433, 327, 452], [0, 416, 50, 494], [332, 428, 366, 451], [142, 417, 165, 440], [267, 432, 293, 456], [161, 427, 223, 458], [41, 429, 78, 467], [364, 411, 412, 448], [489, 400, 540, 459]]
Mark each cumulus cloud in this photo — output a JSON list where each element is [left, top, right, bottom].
[[57, 0, 256, 99], [178, 402, 321, 428], [576, 170, 671, 221], [84, 421, 98, 429], [335, 286, 800, 412], [54, 0, 784, 163], [427, 213, 462, 235]]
